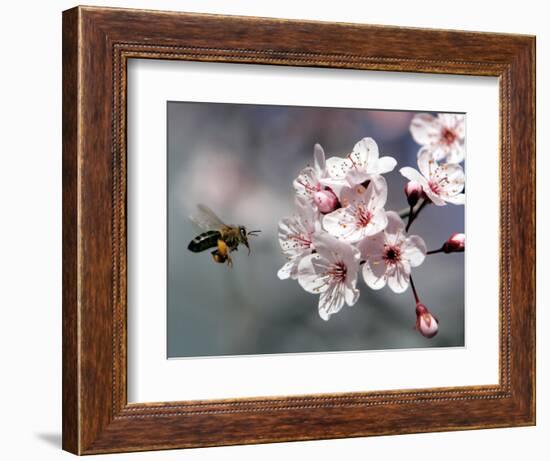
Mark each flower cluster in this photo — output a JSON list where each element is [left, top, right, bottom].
[[278, 113, 466, 338]]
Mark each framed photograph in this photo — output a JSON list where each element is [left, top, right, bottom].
[[62, 6, 535, 455]]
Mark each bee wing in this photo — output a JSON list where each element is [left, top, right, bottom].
[[189, 204, 226, 231]]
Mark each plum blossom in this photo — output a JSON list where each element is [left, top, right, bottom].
[[415, 303, 439, 338], [293, 144, 340, 213], [313, 189, 339, 214], [442, 232, 465, 253], [400, 148, 465, 206], [321, 137, 397, 193], [410, 113, 465, 163], [323, 175, 389, 243], [278, 123, 464, 336], [297, 233, 361, 321], [277, 197, 321, 280], [360, 211, 427, 294], [404, 181, 424, 207]]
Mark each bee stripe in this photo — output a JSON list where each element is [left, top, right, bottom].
[[188, 231, 221, 253]]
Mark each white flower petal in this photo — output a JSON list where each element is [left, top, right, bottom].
[[376, 156, 397, 174], [295, 195, 321, 233], [358, 232, 385, 260], [444, 193, 466, 205], [277, 260, 297, 280], [445, 142, 465, 164], [387, 262, 411, 293], [424, 190, 447, 206], [399, 166, 428, 188], [325, 156, 350, 180], [322, 207, 360, 242], [344, 284, 360, 306], [367, 209, 389, 236], [321, 157, 350, 196], [438, 163, 465, 196], [362, 258, 387, 290], [278, 217, 313, 257], [318, 283, 346, 320], [453, 114, 466, 138], [439, 113, 460, 130], [365, 175, 388, 212], [410, 113, 440, 145], [311, 232, 359, 263], [402, 235, 427, 267], [429, 146, 449, 162], [313, 143, 326, 175], [351, 137, 380, 167], [344, 169, 370, 187], [297, 254, 330, 294], [340, 243, 361, 270], [383, 211, 405, 241], [417, 148, 437, 179], [293, 166, 319, 200]]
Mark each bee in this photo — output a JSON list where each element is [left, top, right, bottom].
[[187, 204, 261, 267]]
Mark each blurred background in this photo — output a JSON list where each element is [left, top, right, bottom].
[[167, 102, 465, 358]]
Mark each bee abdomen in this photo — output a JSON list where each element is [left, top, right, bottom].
[[188, 231, 221, 252]]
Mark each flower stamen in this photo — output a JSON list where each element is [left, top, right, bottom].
[[441, 127, 457, 145], [383, 244, 401, 265]]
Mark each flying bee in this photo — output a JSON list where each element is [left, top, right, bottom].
[[187, 204, 261, 268]]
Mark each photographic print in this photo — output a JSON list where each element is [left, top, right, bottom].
[[168, 102, 465, 358]]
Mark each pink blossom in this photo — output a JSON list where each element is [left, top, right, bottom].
[[293, 143, 329, 205], [443, 232, 465, 253], [321, 137, 397, 193], [400, 148, 465, 206], [410, 113, 465, 163], [359, 211, 427, 293], [404, 181, 424, 207], [323, 175, 388, 244], [415, 303, 439, 338], [297, 233, 361, 321], [277, 197, 321, 280], [313, 189, 339, 214]]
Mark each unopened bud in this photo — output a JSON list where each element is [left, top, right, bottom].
[[314, 189, 339, 214], [442, 232, 465, 253], [404, 181, 424, 207], [415, 303, 439, 338]]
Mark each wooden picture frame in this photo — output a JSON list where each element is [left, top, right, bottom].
[[62, 5, 536, 455]]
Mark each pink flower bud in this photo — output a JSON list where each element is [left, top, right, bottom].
[[415, 303, 439, 338], [314, 189, 339, 214], [443, 232, 465, 253], [404, 181, 424, 207]]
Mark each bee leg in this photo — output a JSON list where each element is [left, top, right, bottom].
[[216, 239, 232, 268], [211, 249, 225, 264]]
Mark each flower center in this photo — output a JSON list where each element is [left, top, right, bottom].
[[428, 167, 452, 196], [328, 261, 347, 283], [428, 179, 441, 194], [383, 245, 401, 264], [441, 127, 457, 145], [355, 206, 373, 228]]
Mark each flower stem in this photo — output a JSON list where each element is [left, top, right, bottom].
[[397, 200, 423, 220], [427, 247, 444, 255], [406, 198, 429, 232], [409, 275, 420, 304]]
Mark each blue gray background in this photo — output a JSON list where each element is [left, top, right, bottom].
[[167, 102, 465, 358]]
